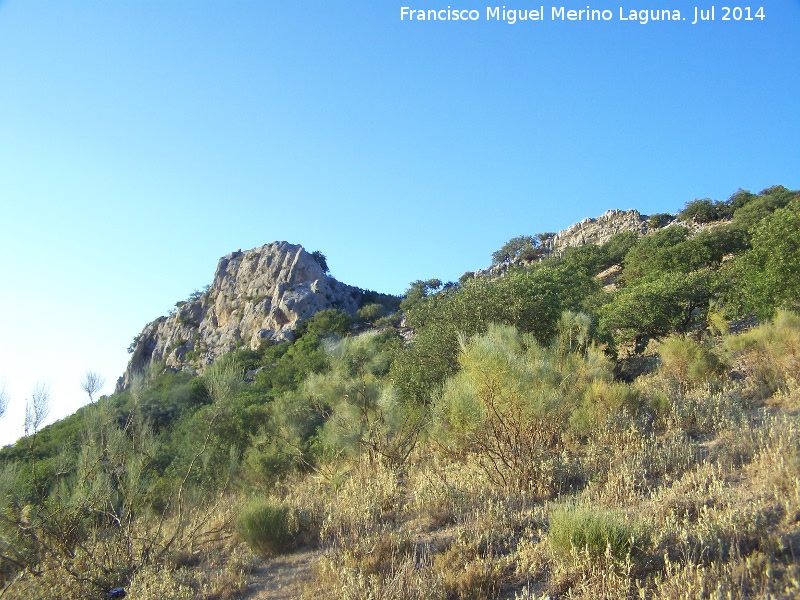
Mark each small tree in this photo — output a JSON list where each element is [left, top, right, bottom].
[[679, 198, 720, 223], [647, 212, 673, 229], [399, 279, 442, 313], [734, 199, 800, 318], [0, 380, 8, 420], [80, 370, 105, 404], [24, 383, 50, 439], [491, 235, 538, 265], [309, 331, 423, 466], [310, 250, 329, 274]]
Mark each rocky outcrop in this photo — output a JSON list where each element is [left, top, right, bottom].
[[595, 264, 623, 291], [117, 242, 362, 392], [543, 209, 650, 254], [470, 210, 655, 280]]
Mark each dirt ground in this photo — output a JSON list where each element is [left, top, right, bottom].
[[240, 548, 321, 600]]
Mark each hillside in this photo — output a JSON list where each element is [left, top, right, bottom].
[[118, 207, 667, 389], [1, 185, 799, 600]]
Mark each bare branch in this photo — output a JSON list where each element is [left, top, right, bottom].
[[24, 383, 50, 437], [80, 370, 105, 403], [0, 379, 8, 419]]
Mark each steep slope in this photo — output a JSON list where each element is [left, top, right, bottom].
[[117, 242, 362, 391]]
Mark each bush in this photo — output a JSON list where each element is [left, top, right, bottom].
[[354, 302, 387, 326], [723, 310, 800, 398], [601, 230, 640, 267], [679, 198, 720, 223], [235, 499, 294, 557], [659, 335, 726, 387], [549, 505, 649, 561], [647, 212, 673, 229], [570, 379, 640, 437]]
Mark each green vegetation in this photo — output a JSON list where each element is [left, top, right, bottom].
[[235, 499, 294, 557], [549, 505, 649, 561], [310, 250, 329, 274], [647, 212, 673, 229], [1, 185, 799, 599]]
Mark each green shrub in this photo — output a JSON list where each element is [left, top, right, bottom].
[[355, 302, 387, 325], [435, 323, 620, 492], [648, 212, 673, 229], [549, 505, 649, 561], [679, 198, 721, 223], [601, 230, 640, 267], [310, 250, 329, 273], [235, 499, 294, 557], [373, 312, 402, 327], [570, 379, 640, 437], [659, 335, 726, 387]]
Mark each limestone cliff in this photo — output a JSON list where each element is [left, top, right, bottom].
[[117, 242, 362, 391], [542, 209, 653, 253]]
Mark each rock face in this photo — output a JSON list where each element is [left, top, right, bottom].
[[470, 209, 655, 279], [542, 209, 650, 254], [117, 242, 362, 392]]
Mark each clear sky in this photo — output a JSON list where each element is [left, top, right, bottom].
[[1, 1, 798, 445]]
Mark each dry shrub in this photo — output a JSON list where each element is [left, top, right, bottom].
[[335, 531, 415, 577], [270, 456, 402, 551], [407, 453, 472, 527], [546, 550, 640, 600], [432, 542, 504, 600], [317, 458, 402, 546], [127, 565, 195, 600], [651, 554, 800, 599], [637, 369, 746, 435], [312, 553, 439, 600], [725, 310, 800, 400], [126, 544, 251, 600]]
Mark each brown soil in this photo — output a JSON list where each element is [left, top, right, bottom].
[[240, 548, 321, 600]]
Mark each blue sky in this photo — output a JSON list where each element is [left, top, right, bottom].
[[1, 1, 798, 445]]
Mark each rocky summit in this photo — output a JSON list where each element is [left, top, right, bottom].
[[117, 242, 362, 391], [543, 209, 651, 252]]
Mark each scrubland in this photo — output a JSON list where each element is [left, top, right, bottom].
[[2, 186, 799, 599]]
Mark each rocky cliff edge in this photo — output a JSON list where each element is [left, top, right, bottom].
[[117, 242, 361, 392]]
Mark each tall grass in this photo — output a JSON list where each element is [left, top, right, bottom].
[[549, 505, 649, 562]]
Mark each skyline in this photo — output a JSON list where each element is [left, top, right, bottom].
[[1, 1, 798, 445]]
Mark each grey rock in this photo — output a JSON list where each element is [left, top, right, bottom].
[[116, 242, 360, 391], [542, 209, 649, 254]]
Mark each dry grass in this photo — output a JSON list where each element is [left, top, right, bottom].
[[5, 317, 800, 599], [264, 370, 800, 599]]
